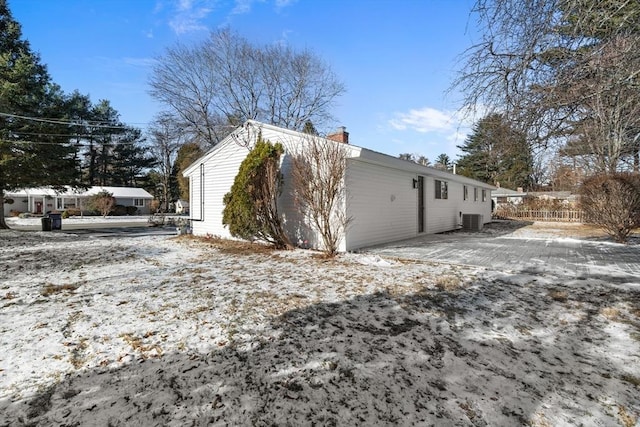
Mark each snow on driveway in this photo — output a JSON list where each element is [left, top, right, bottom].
[[0, 223, 639, 426]]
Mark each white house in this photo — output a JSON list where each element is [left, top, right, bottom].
[[3, 186, 154, 217], [183, 121, 494, 251], [491, 186, 527, 210]]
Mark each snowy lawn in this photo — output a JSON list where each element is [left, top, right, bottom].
[[0, 223, 639, 426]]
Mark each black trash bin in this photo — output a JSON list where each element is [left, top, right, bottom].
[[41, 216, 52, 231], [49, 213, 62, 230]]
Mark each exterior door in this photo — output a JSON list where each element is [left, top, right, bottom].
[[35, 201, 43, 214], [417, 176, 425, 233]]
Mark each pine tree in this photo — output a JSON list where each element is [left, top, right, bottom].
[[456, 114, 533, 189], [0, 0, 80, 228]]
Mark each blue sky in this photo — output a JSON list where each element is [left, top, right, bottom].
[[11, 0, 480, 162]]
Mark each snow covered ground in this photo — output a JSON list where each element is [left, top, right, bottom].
[[0, 222, 639, 426]]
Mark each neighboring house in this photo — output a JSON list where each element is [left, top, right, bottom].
[[3, 186, 154, 216], [183, 120, 494, 252], [527, 191, 579, 206], [491, 186, 527, 210], [175, 199, 190, 214]]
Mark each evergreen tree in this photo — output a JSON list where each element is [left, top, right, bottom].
[[175, 142, 204, 201], [434, 153, 452, 171], [110, 128, 155, 186], [222, 136, 291, 248], [0, 0, 80, 228], [456, 114, 533, 189]]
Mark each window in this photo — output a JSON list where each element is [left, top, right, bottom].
[[435, 180, 448, 199], [474, 188, 478, 202], [482, 189, 487, 202], [463, 185, 468, 201], [134, 198, 145, 207]]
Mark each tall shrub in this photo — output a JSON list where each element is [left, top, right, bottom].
[[222, 137, 292, 249], [292, 137, 350, 256], [87, 191, 115, 218], [579, 173, 640, 243]]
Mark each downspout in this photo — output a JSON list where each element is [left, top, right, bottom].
[[189, 163, 205, 222]]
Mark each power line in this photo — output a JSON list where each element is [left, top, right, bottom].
[[1, 138, 142, 147], [0, 112, 140, 130]]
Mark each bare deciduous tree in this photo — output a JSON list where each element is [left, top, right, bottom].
[[148, 112, 185, 212], [149, 28, 345, 147], [454, 0, 640, 173], [292, 137, 351, 256]]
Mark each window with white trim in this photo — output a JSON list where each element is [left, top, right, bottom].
[[463, 185, 468, 201], [482, 189, 487, 202], [474, 188, 478, 201], [134, 198, 145, 207], [435, 180, 448, 199]]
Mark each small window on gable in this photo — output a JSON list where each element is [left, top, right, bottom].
[[463, 185, 468, 201], [435, 180, 448, 199], [474, 187, 478, 202], [482, 189, 487, 202]]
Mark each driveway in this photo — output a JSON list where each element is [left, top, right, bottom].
[[363, 221, 640, 280]]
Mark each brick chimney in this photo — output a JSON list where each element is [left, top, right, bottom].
[[327, 126, 349, 144]]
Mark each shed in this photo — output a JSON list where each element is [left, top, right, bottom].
[[183, 121, 494, 251]]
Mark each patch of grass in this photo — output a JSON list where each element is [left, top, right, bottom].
[[515, 324, 532, 335], [191, 235, 276, 256], [601, 307, 621, 321], [41, 283, 78, 296], [3, 292, 17, 300], [617, 404, 638, 427], [120, 332, 162, 358], [548, 289, 568, 302], [529, 412, 553, 427], [69, 338, 88, 369], [435, 275, 462, 291]]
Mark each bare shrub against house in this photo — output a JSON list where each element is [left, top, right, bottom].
[[292, 136, 351, 256], [87, 191, 115, 218]]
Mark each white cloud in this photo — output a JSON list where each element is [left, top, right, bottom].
[[389, 107, 454, 133], [168, 0, 216, 35], [231, 0, 254, 15], [386, 106, 480, 160]]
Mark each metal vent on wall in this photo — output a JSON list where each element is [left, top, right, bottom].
[[462, 214, 483, 231]]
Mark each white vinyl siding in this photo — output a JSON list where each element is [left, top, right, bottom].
[[193, 141, 249, 238], [424, 176, 459, 234], [344, 160, 417, 250]]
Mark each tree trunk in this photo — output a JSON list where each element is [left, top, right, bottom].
[[0, 189, 9, 229]]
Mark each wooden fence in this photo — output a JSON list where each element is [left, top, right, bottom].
[[494, 209, 584, 223]]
